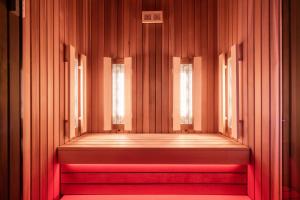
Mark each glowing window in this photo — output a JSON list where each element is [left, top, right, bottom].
[[180, 64, 193, 124], [112, 64, 125, 124], [227, 58, 233, 129], [74, 59, 79, 128]]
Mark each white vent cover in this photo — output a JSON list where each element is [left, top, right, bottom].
[[142, 11, 163, 23]]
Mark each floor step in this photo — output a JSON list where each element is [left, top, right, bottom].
[[61, 195, 251, 200]]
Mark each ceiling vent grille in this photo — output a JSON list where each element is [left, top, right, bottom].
[[142, 11, 163, 24]]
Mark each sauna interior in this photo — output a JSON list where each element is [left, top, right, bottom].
[[1, 0, 299, 199]]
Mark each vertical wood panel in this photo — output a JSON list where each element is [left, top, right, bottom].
[[162, 0, 169, 133], [53, 0, 60, 198], [23, 0, 90, 199], [0, 1, 8, 198], [201, 0, 208, 132], [217, 0, 281, 199], [247, 0, 255, 198], [47, 0, 54, 199], [23, 0, 31, 198], [31, 0, 41, 198], [136, 0, 143, 132], [254, 0, 262, 198], [261, 0, 270, 199], [88, 0, 218, 133]]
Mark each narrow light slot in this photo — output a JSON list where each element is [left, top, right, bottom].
[[227, 58, 233, 129], [79, 64, 83, 121], [180, 64, 193, 124], [112, 64, 125, 124], [222, 63, 227, 127], [74, 59, 79, 128]]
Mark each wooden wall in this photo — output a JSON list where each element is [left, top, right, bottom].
[[282, 0, 300, 198], [23, 0, 89, 199], [88, 0, 218, 133], [217, 0, 281, 199], [0, 1, 21, 200]]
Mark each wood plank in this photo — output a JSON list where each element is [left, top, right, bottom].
[[142, 23, 150, 132], [129, 0, 137, 132], [207, 0, 216, 132], [174, 0, 182, 56], [261, 0, 270, 199], [155, 22, 162, 132], [61, 164, 247, 173], [124, 57, 133, 131], [61, 184, 247, 195], [8, 11, 21, 200], [188, 0, 195, 58], [181, 0, 188, 58], [149, 23, 156, 133], [270, 0, 281, 199], [201, 0, 208, 132], [22, 0, 31, 198], [247, 0, 255, 198], [58, 133, 249, 164], [136, 0, 143, 132], [59, 0, 66, 145], [0, 0, 8, 198], [31, 0, 41, 198], [254, 0, 262, 198], [61, 173, 247, 184], [193, 57, 202, 131], [47, 0, 54, 199], [117, 0, 124, 58], [168, 0, 174, 132], [103, 57, 112, 131], [242, 0, 248, 145], [40, 0, 48, 198], [161, 0, 169, 133], [53, 0, 60, 197]]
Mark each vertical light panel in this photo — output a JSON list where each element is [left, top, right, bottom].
[[112, 63, 125, 125], [172, 57, 181, 131], [74, 58, 79, 129], [180, 64, 193, 124], [228, 57, 233, 130], [124, 57, 132, 131], [193, 57, 202, 131], [79, 55, 87, 133], [103, 57, 112, 131], [218, 54, 226, 133]]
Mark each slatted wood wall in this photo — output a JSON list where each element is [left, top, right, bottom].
[[217, 0, 281, 199], [282, 0, 300, 197], [88, 0, 218, 133], [0, 1, 22, 199], [23, 0, 89, 199]]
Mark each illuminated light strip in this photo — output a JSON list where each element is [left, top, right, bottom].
[[180, 64, 193, 124], [112, 64, 125, 124], [61, 164, 247, 173]]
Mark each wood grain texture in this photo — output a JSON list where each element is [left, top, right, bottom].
[[282, 0, 300, 199], [59, 160, 248, 196], [89, 0, 218, 133], [217, 0, 281, 199], [1, 1, 22, 199], [0, 1, 9, 198], [58, 133, 249, 164], [22, 0, 90, 199]]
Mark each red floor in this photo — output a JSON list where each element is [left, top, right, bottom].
[[61, 195, 251, 200]]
